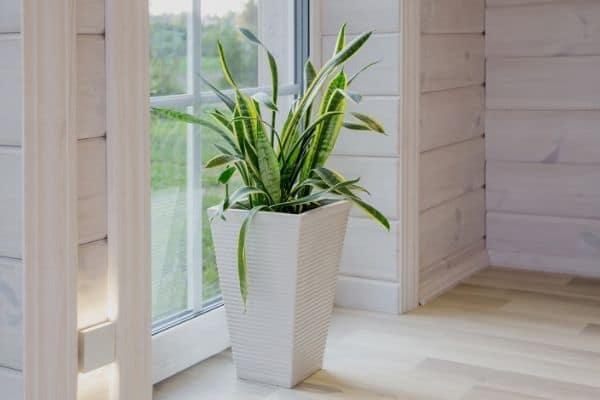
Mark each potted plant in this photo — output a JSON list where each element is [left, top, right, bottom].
[[153, 25, 389, 388]]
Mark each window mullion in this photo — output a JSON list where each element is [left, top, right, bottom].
[[187, 0, 204, 313]]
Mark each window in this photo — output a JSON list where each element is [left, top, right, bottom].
[[149, 0, 309, 382]]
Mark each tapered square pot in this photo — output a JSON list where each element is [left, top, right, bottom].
[[209, 200, 351, 388]]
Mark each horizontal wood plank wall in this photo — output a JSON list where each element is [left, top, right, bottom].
[[419, 0, 488, 304], [76, 1, 109, 399], [0, 0, 23, 381], [320, 0, 401, 313], [486, 1, 600, 277], [76, 0, 107, 327]]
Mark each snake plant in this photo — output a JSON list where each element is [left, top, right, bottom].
[[152, 25, 389, 309]]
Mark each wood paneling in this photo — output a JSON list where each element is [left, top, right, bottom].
[[421, 138, 485, 211], [77, 35, 106, 139], [334, 96, 400, 157], [486, 110, 600, 164], [487, 2, 600, 57], [420, 189, 486, 268], [489, 249, 600, 279], [0, 258, 22, 370], [320, 0, 400, 35], [335, 275, 399, 314], [78, 138, 107, 244], [0, 36, 22, 146], [419, 240, 488, 303], [487, 162, 600, 219], [420, 85, 484, 152], [322, 33, 401, 95], [328, 155, 399, 219], [0, 148, 22, 259], [487, 56, 600, 110], [340, 218, 399, 282], [0, 0, 20, 33], [421, 34, 485, 92], [78, 240, 108, 329], [421, 0, 485, 34], [78, 0, 105, 34], [487, 212, 600, 260]]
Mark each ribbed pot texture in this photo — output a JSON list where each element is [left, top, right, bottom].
[[209, 200, 351, 387]]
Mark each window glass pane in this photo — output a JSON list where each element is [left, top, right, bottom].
[[201, 0, 259, 89], [150, 0, 191, 96], [151, 109, 189, 321], [200, 0, 295, 91]]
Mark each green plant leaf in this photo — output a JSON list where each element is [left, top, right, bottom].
[[350, 197, 390, 231], [217, 41, 238, 88], [351, 112, 386, 133], [333, 23, 347, 55], [237, 205, 268, 311], [198, 75, 236, 111], [348, 60, 380, 85], [205, 154, 238, 168], [218, 166, 237, 184], [252, 91, 278, 111], [256, 126, 281, 203]]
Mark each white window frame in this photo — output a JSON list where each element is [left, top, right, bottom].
[[150, 0, 310, 383]]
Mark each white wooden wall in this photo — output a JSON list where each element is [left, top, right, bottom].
[[418, 0, 489, 303], [486, 1, 600, 277], [319, 0, 403, 313], [0, 0, 107, 398], [0, 0, 24, 394]]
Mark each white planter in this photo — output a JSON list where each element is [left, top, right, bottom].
[[209, 200, 351, 388]]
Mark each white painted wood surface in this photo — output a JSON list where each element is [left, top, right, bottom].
[[77, 138, 107, 244], [489, 249, 600, 279], [0, 148, 22, 259], [419, 240, 488, 304], [22, 0, 79, 397], [421, 34, 485, 92], [333, 96, 400, 157], [0, 0, 21, 33], [486, 1, 600, 277], [340, 218, 399, 282], [487, 56, 600, 110], [420, 189, 486, 269], [0, 36, 22, 146], [487, 212, 600, 262], [106, 0, 152, 397], [420, 137, 485, 211], [78, 0, 105, 34], [322, 33, 401, 96], [487, 162, 600, 219], [335, 275, 399, 314], [78, 240, 108, 329], [421, 0, 485, 34], [400, 0, 422, 313], [320, 0, 401, 35], [77, 35, 106, 139], [328, 155, 400, 220], [486, 110, 600, 164], [0, 258, 22, 371], [487, 2, 600, 57], [420, 85, 484, 152], [0, 367, 22, 400]]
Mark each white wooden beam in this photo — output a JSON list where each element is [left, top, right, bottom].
[[105, 0, 152, 398], [22, 0, 79, 398], [400, 0, 421, 313]]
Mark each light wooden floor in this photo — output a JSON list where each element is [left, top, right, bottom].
[[154, 267, 600, 400]]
